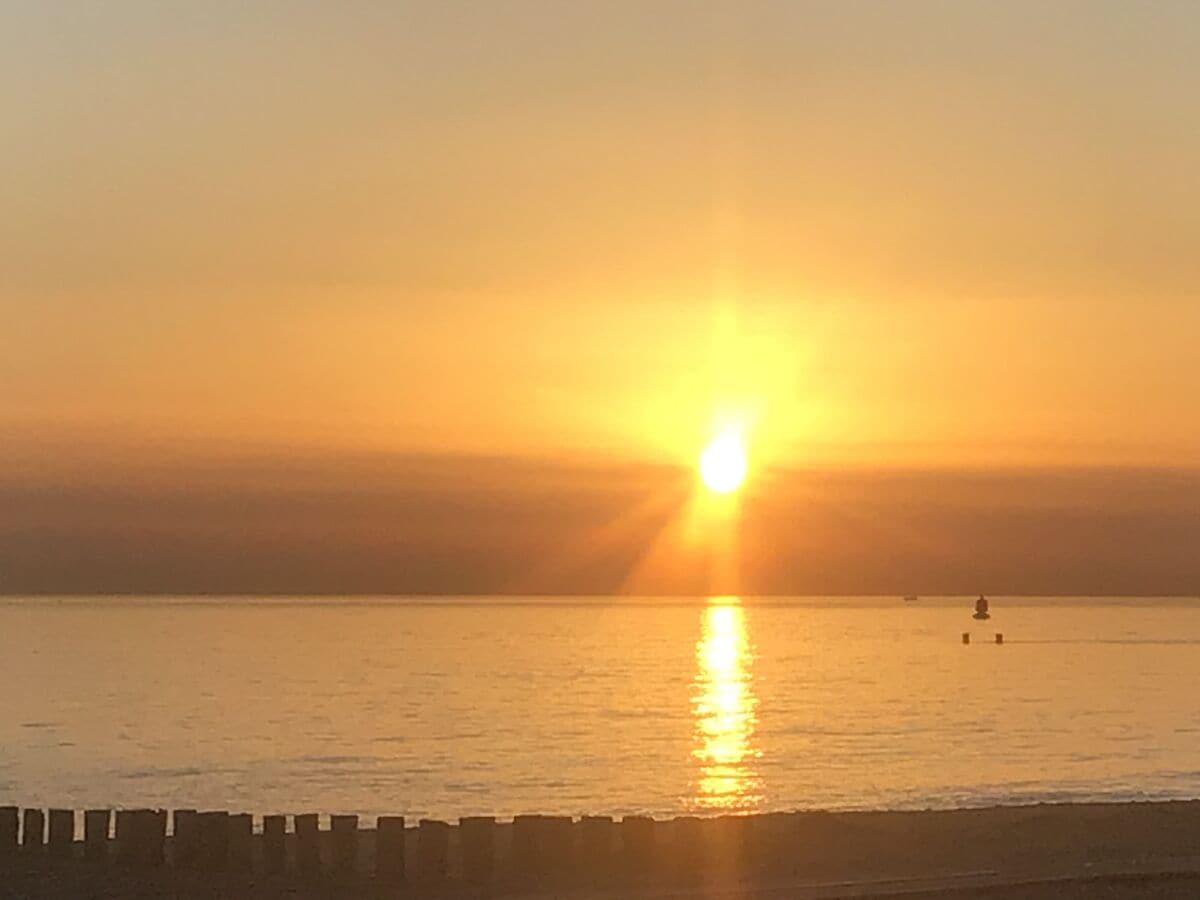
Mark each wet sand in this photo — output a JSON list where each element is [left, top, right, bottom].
[[4, 801, 1200, 898], [6, 871, 1200, 900]]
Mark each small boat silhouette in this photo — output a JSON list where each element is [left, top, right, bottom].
[[904, 595, 919, 603], [972, 595, 990, 620]]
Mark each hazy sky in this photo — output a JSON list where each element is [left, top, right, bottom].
[[3, 3, 1199, 592], [3, 454, 1199, 595]]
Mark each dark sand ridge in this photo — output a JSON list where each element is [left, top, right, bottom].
[[4, 802, 1200, 898]]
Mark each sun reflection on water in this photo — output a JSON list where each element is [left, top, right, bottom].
[[691, 597, 762, 810]]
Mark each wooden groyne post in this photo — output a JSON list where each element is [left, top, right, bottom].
[[47, 809, 73, 857], [376, 815, 405, 881], [172, 809, 198, 866], [578, 814, 616, 879], [114, 810, 135, 865], [331, 814, 358, 875], [511, 813, 543, 881], [196, 811, 229, 870], [228, 813, 253, 870], [544, 815, 574, 880], [0, 807, 17, 855], [417, 819, 450, 881], [22, 808, 45, 852], [150, 810, 167, 864], [262, 815, 286, 874], [460, 815, 496, 884], [116, 809, 163, 866], [295, 813, 320, 874], [621, 815, 656, 878], [83, 809, 110, 860]]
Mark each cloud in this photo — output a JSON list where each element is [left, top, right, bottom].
[[1, 450, 1196, 596]]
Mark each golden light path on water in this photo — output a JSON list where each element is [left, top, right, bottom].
[[691, 597, 763, 811]]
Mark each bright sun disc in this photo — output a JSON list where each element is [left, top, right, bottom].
[[700, 433, 747, 494]]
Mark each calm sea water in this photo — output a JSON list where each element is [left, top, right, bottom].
[[2, 596, 1199, 822]]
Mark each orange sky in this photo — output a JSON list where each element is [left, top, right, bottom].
[[5, 2, 1200, 473], [3, 4, 1200, 594]]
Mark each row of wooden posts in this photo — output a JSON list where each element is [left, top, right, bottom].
[[0, 806, 738, 884], [2, 806, 454, 881]]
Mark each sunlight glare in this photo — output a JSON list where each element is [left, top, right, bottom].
[[699, 432, 748, 494], [692, 599, 761, 810]]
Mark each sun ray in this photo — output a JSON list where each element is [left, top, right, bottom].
[[504, 471, 692, 595]]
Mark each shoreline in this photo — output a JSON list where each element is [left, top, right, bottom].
[[6, 800, 1200, 898]]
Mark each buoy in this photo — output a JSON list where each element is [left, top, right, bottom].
[[962, 632, 970, 645], [995, 633, 1004, 645]]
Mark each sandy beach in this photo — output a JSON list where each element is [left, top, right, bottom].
[[5, 801, 1200, 898]]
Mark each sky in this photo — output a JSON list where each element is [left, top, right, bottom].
[[3, 2, 1199, 593]]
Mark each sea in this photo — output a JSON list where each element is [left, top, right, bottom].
[[2, 596, 1199, 823]]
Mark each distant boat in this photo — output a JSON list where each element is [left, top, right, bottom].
[[903, 595, 919, 603], [973, 595, 991, 620]]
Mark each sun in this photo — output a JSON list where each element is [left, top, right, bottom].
[[699, 432, 748, 494]]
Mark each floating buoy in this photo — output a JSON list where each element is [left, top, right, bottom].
[[995, 633, 1004, 645], [973, 595, 991, 620], [962, 632, 970, 645]]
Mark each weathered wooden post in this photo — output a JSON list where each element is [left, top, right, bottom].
[[331, 815, 358, 875], [511, 814, 543, 881], [83, 809, 110, 861], [197, 811, 230, 870], [0, 807, 17, 855], [295, 813, 320, 875], [114, 810, 139, 865], [543, 815, 575, 880], [460, 816, 496, 884], [22, 808, 45, 852], [416, 819, 449, 881], [118, 809, 164, 866], [151, 810, 167, 865], [172, 810, 198, 866], [47, 809, 74, 857], [228, 814, 253, 871], [577, 815, 615, 881], [621, 815, 655, 879], [375, 815, 406, 882], [262, 815, 286, 874]]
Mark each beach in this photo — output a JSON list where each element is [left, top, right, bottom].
[[6, 599, 1199, 898], [5, 801, 1200, 898]]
